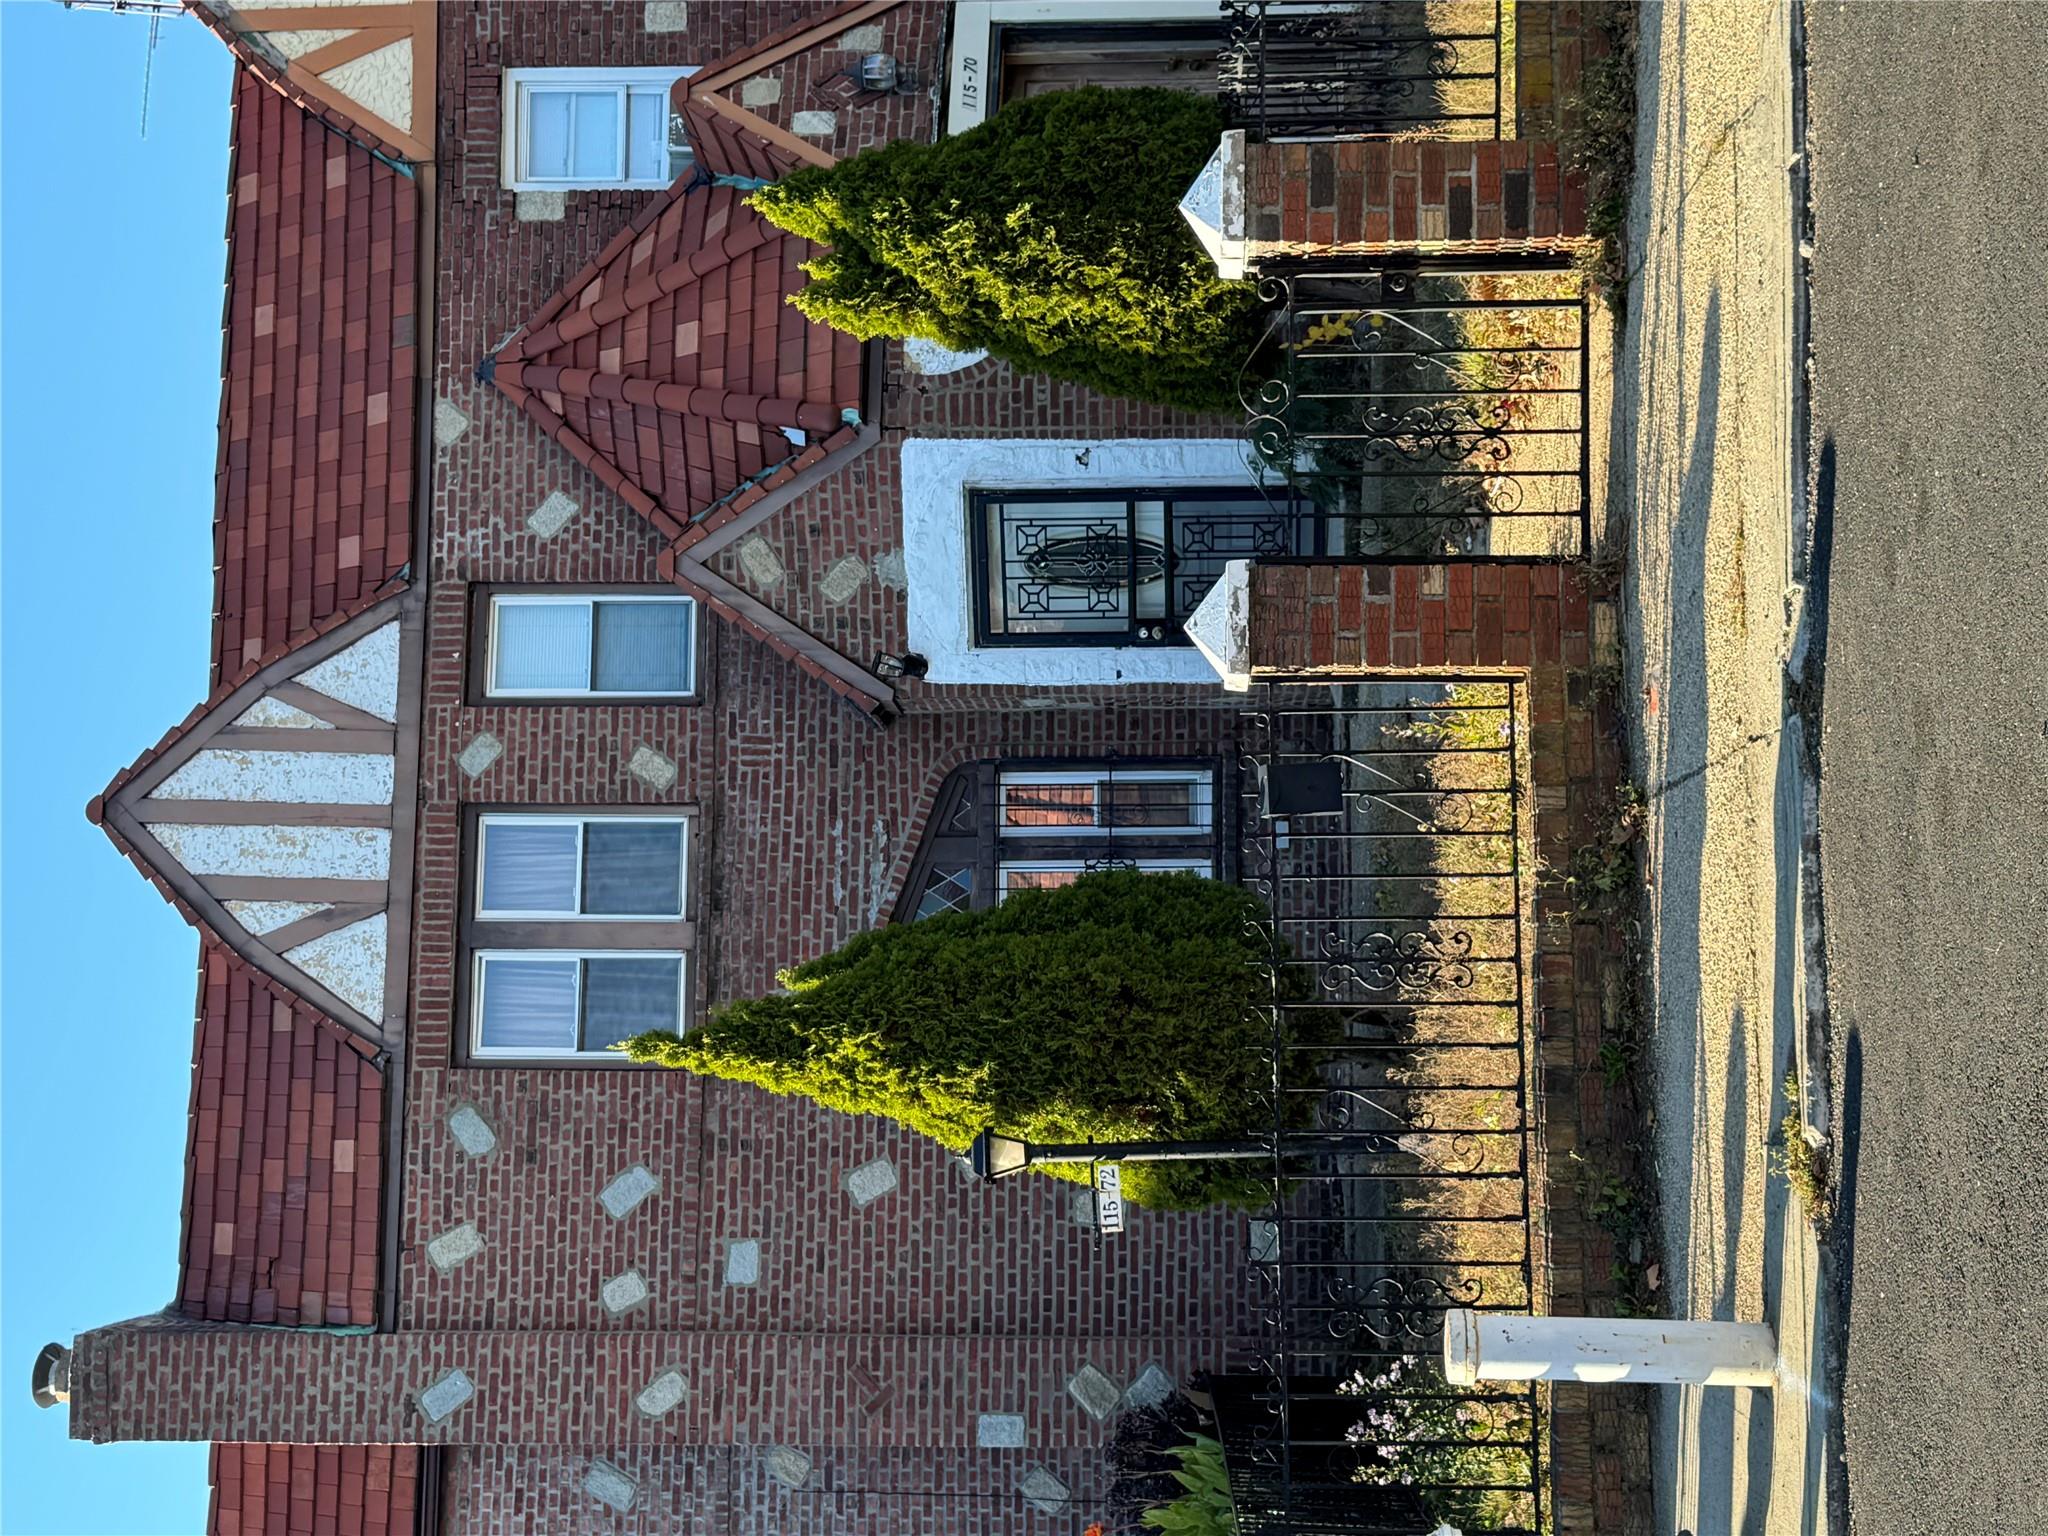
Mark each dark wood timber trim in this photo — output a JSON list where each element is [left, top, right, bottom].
[[468, 919, 697, 950], [136, 798, 394, 827], [103, 805, 391, 1050], [262, 902, 383, 953], [268, 680, 400, 732], [116, 597, 409, 804], [202, 874, 391, 905], [212, 726, 397, 754], [376, 155, 438, 1335]]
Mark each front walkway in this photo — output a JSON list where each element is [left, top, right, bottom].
[[1609, 2, 1836, 1533]]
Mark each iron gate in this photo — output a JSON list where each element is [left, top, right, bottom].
[[1244, 267, 1590, 562], [1223, 680, 1544, 1536], [1219, 0, 1507, 140]]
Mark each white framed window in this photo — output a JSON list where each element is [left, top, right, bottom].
[[997, 858, 1215, 899], [467, 812, 691, 1061], [486, 593, 696, 699], [502, 67, 697, 191], [997, 768, 1214, 837], [476, 814, 687, 921], [472, 950, 685, 1057]]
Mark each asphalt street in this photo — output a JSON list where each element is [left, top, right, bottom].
[[1805, 5, 2048, 1531]]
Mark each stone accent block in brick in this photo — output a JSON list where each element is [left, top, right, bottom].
[[515, 190, 565, 222], [432, 397, 470, 447], [1066, 1363, 1120, 1421], [739, 77, 782, 106], [457, 733, 503, 780], [526, 490, 580, 539], [818, 554, 869, 605], [793, 110, 838, 137], [417, 1368, 474, 1424], [600, 1164, 661, 1220], [838, 22, 884, 50], [425, 1221, 484, 1274], [841, 1156, 898, 1208], [977, 1412, 1025, 1448], [447, 1104, 497, 1158], [584, 1458, 638, 1512], [737, 534, 785, 588], [1124, 1363, 1175, 1411], [635, 1369, 688, 1418], [643, 0, 688, 32], [1248, 1218, 1279, 1263], [723, 1239, 761, 1286], [627, 745, 678, 792], [601, 1269, 652, 1316], [762, 1445, 812, 1489], [1019, 1466, 1071, 1514]]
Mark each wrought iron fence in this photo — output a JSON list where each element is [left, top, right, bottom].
[[1221, 681, 1544, 1536], [1243, 266, 1589, 561], [1220, 0, 1506, 141]]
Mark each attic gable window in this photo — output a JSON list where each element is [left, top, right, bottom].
[[503, 68, 697, 191]]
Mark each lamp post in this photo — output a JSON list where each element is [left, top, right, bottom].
[[968, 1129, 1277, 1183], [969, 1128, 1389, 1183]]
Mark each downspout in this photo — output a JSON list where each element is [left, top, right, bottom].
[[378, 151, 439, 1337]]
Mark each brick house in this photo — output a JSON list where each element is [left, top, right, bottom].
[[42, 2, 1650, 1532], [38, 4, 1293, 1531]]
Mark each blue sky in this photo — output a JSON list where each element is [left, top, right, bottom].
[[3, 7, 229, 1532]]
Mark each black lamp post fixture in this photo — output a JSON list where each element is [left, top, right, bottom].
[[968, 1127, 1379, 1184]]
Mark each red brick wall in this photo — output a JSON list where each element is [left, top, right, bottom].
[[1245, 137, 1589, 266], [389, 6, 1265, 1530]]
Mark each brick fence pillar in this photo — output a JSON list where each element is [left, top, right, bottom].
[[1243, 137, 1589, 268]]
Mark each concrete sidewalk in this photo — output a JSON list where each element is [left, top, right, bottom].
[[1608, 3, 1836, 1533]]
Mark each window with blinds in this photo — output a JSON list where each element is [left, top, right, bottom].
[[485, 593, 696, 700], [503, 68, 696, 191], [465, 813, 692, 1061]]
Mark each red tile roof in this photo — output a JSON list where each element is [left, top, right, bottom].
[[492, 181, 862, 544], [87, 65, 411, 1347], [209, 1443, 417, 1536], [182, 943, 384, 1328], [213, 65, 417, 685]]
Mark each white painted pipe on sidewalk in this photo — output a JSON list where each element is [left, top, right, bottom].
[[1443, 1309, 1778, 1389]]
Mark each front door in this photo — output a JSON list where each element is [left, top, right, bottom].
[[994, 24, 1223, 108]]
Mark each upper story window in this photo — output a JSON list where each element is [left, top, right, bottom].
[[971, 487, 1300, 647], [482, 591, 697, 701], [503, 67, 696, 191], [465, 812, 693, 1062]]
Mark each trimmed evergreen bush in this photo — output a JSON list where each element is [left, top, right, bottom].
[[749, 87, 1259, 412], [623, 870, 1281, 1209]]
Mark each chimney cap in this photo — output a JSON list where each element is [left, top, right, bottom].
[[30, 1343, 70, 1409]]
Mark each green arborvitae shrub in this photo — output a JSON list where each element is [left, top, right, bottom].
[[623, 870, 1284, 1209], [749, 87, 1260, 412]]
